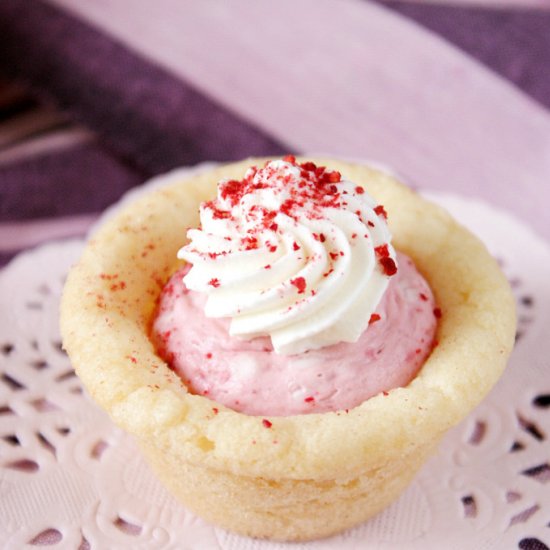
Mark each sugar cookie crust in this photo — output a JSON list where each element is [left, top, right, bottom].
[[60, 158, 516, 540]]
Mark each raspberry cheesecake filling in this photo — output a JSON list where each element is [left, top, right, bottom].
[[153, 254, 437, 416], [152, 157, 437, 415]]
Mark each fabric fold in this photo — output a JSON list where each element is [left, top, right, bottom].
[[0, 0, 289, 176]]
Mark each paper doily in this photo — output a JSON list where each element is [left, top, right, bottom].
[[1, 191, 549, 549]]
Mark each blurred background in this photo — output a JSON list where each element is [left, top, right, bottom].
[[1, 0, 549, 265]]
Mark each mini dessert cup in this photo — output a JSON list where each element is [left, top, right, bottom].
[[60, 158, 516, 541]]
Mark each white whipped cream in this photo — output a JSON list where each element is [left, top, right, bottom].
[[178, 158, 398, 355]]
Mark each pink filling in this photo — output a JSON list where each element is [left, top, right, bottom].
[[152, 252, 437, 416]]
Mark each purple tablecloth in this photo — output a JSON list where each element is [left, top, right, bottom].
[[1, 0, 549, 268]]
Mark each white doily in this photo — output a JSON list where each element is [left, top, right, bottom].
[[1, 190, 549, 549]]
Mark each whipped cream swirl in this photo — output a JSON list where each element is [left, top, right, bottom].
[[178, 157, 398, 355]]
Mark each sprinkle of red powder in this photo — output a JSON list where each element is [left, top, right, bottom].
[[219, 179, 242, 204], [126, 355, 137, 364], [374, 205, 388, 219], [380, 257, 398, 276], [369, 313, 381, 325], [375, 244, 390, 258], [212, 407, 219, 415], [419, 293, 428, 301], [383, 391, 389, 396], [280, 198, 295, 217], [433, 307, 442, 319], [300, 162, 316, 172], [375, 244, 397, 275], [205, 352, 212, 359], [189, 160, 397, 280], [262, 419, 273, 428], [304, 396, 315, 403], [242, 236, 259, 250], [329, 252, 339, 261], [367, 221, 375, 227], [326, 171, 341, 183], [205, 201, 231, 219], [109, 281, 127, 291], [264, 264, 271, 269], [290, 277, 306, 294]]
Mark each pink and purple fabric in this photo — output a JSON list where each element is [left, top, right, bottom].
[[0, 2, 549, 548], [1, 0, 549, 267]]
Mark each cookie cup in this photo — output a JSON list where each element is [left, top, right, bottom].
[[60, 158, 516, 541]]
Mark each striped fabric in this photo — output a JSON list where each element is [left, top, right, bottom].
[[1, 0, 549, 266]]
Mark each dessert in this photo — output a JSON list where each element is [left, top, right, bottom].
[[60, 157, 516, 541], [152, 158, 438, 416]]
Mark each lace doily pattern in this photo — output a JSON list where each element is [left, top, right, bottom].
[[1, 192, 549, 549]]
